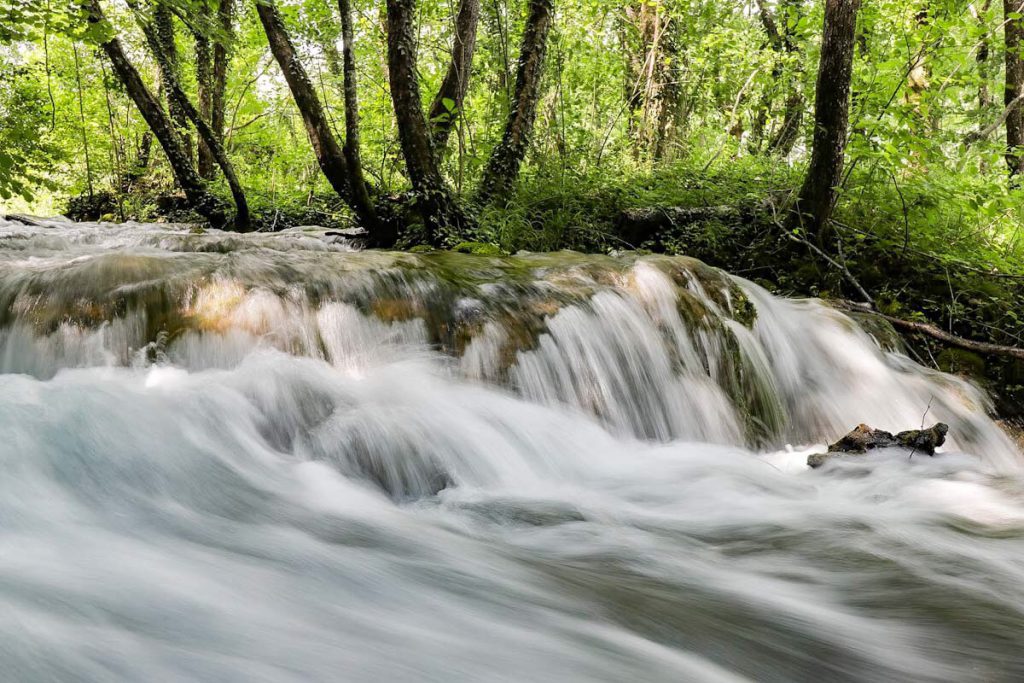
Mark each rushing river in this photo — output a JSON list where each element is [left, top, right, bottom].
[[1, 218, 1023, 682]]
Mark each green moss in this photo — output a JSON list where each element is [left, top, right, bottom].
[[728, 285, 757, 328], [937, 348, 986, 378], [452, 241, 504, 256]]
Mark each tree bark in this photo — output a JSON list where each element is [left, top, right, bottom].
[[153, 3, 192, 162], [255, 0, 380, 233], [133, 0, 250, 228], [337, 0, 382, 241], [427, 0, 481, 154], [761, 0, 804, 156], [652, 19, 683, 161], [195, 23, 215, 178], [86, 0, 226, 227], [211, 0, 233, 147], [386, 0, 472, 244], [477, 0, 554, 203], [1005, 0, 1024, 175], [793, 0, 861, 235]]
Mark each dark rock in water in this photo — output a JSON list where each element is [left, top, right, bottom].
[[827, 423, 898, 454], [895, 423, 949, 456], [808, 422, 949, 468]]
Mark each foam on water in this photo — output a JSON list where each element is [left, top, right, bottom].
[[1, 218, 1023, 681]]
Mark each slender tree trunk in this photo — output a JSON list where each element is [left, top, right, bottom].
[[154, 3, 192, 162], [977, 1, 992, 114], [755, 0, 804, 157], [386, 0, 472, 243], [1005, 0, 1024, 175], [196, 26, 215, 178], [652, 21, 683, 162], [211, 0, 233, 147], [621, 2, 673, 157], [134, 1, 250, 228], [975, 0, 993, 171], [255, 0, 381, 233], [123, 130, 154, 189], [72, 42, 94, 199], [427, 0, 481, 153], [768, 2, 804, 156], [793, 0, 861, 235], [337, 0, 381, 241], [86, 0, 225, 226], [478, 0, 554, 203]]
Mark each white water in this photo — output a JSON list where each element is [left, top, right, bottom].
[[2, 219, 1023, 681]]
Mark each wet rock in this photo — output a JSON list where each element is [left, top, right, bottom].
[[808, 422, 949, 468], [828, 423, 898, 454], [894, 423, 949, 456]]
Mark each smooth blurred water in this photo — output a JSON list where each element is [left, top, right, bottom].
[[1, 219, 1023, 682]]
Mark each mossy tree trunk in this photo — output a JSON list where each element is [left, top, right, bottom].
[[211, 0, 233, 153], [427, 0, 481, 154], [793, 0, 861, 236], [195, 19, 215, 179], [154, 3, 192, 163], [386, 0, 473, 244], [1005, 0, 1024, 175], [337, 0, 386, 243], [477, 0, 554, 203]]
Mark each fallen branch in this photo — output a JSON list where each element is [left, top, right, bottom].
[[964, 93, 1024, 146], [837, 300, 1024, 361], [2, 214, 49, 227]]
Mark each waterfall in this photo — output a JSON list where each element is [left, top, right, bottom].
[[2, 218, 1023, 682]]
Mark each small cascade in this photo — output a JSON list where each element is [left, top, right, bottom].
[[1, 219, 1016, 465], [2, 218, 1023, 682]]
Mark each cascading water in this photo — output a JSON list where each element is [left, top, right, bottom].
[[1, 218, 1023, 682]]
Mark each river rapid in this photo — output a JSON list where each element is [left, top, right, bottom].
[[1, 218, 1023, 682]]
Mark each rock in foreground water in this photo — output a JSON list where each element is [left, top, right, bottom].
[[807, 422, 949, 468]]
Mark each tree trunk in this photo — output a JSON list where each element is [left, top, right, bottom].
[[1005, 0, 1024, 175], [477, 0, 554, 203], [756, 0, 804, 157], [211, 0, 233, 147], [386, 0, 472, 244], [337, 0, 383, 242], [134, 0, 250, 228], [255, 0, 380, 233], [86, 0, 225, 227], [652, 11, 683, 161], [196, 25, 215, 179], [620, 2, 679, 159], [770, 0, 806, 155], [427, 0, 481, 154], [975, 0, 993, 171], [154, 3, 192, 162], [793, 0, 861, 235]]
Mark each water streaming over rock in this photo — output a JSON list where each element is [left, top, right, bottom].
[[2, 219, 1023, 681]]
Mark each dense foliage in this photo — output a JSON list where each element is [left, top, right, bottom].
[[0, 2, 1017, 249]]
